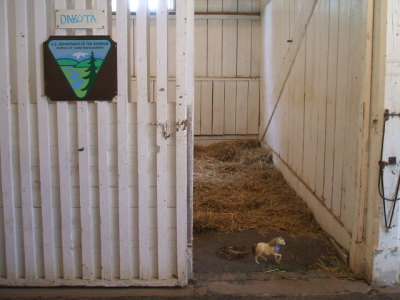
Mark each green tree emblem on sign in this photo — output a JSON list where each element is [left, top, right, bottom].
[[82, 51, 98, 92]]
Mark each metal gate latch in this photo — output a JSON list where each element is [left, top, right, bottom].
[[152, 122, 172, 139], [151, 120, 188, 140], [176, 120, 188, 131]]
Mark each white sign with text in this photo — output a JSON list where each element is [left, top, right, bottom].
[[56, 9, 106, 29]]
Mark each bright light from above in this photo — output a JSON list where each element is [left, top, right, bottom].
[[111, 0, 174, 12]]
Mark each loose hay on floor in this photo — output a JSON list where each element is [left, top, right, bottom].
[[194, 140, 324, 238]]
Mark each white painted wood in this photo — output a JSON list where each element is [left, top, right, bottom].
[[73, 0, 93, 281], [150, 76, 155, 103], [341, 0, 363, 232], [0, 0, 18, 280], [116, 0, 132, 280], [208, 0, 223, 12], [252, 0, 262, 12], [363, 0, 400, 285], [222, 19, 238, 77], [302, 12, 317, 191], [273, 152, 352, 250], [96, 102, 112, 280], [77, 102, 93, 280], [150, 18, 157, 77], [291, 41, 306, 176], [279, 0, 291, 161], [223, 0, 238, 12], [266, 0, 279, 153], [238, 0, 252, 12], [195, 15, 260, 20], [212, 81, 225, 135], [34, 0, 56, 280], [349, 0, 374, 277], [332, 0, 351, 218], [314, 0, 329, 199], [156, 0, 169, 280], [15, 0, 37, 279], [168, 19, 176, 78], [1, 0, 261, 286], [54, 0, 74, 281], [323, 0, 339, 209], [136, 0, 150, 280], [194, 19, 208, 77], [236, 81, 249, 134], [130, 18, 136, 79], [129, 13, 261, 136], [261, 2, 376, 277], [251, 20, 260, 77], [0, 189, 4, 278], [56, 103, 74, 279], [200, 81, 213, 135], [194, 81, 202, 135], [195, 0, 208, 12], [176, 0, 189, 286], [224, 81, 237, 134], [207, 19, 223, 77], [195, 77, 259, 81], [185, 0, 195, 278], [237, 19, 252, 77], [101, 0, 117, 280], [247, 80, 260, 134], [260, 0, 318, 141]]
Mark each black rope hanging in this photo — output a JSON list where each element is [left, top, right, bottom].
[[378, 110, 400, 229]]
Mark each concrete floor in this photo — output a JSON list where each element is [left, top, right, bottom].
[[1, 273, 400, 299]]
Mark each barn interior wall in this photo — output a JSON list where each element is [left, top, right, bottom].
[[113, 13, 261, 139], [260, 0, 371, 259], [194, 0, 261, 137]]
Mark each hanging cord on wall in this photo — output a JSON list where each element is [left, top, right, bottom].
[[378, 109, 400, 229]]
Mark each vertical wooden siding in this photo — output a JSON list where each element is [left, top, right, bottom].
[[0, 0, 192, 287], [261, 0, 371, 250], [123, 2, 261, 136]]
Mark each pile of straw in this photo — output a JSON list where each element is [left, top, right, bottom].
[[194, 140, 323, 238]]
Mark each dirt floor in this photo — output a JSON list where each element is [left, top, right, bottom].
[[194, 230, 341, 274], [193, 141, 351, 278]]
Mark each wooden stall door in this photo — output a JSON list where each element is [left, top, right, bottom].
[[0, 0, 193, 287]]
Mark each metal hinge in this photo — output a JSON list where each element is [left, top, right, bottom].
[[151, 120, 187, 140]]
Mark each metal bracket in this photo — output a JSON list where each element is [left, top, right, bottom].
[[384, 109, 400, 120], [176, 120, 188, 131], [378, 109, 400, 228], [151, 120, 188, 140]]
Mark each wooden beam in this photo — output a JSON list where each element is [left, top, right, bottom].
[[349, 0, 374, 277], [116, 0, 132, 280], [175, 0, 190, 286], [74, 0, 93, 281], [16, 0, 37, 279], [136, 0, 150, 280], [35, 0, 56, 281], [156, 0, 169, 280], [0, 0, 18, 280]]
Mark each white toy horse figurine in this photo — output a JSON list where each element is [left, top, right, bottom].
[[252, 237, 286, 264]]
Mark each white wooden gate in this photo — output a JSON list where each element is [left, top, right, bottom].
[[0, 0, 193, 287]]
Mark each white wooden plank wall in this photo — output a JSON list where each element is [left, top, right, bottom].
[[0, 0, 18, 280], [123, 0, 261, 136], [194, 10, 261, 136], [0, 0, 191, 287], [261, 0, 371, 247]]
